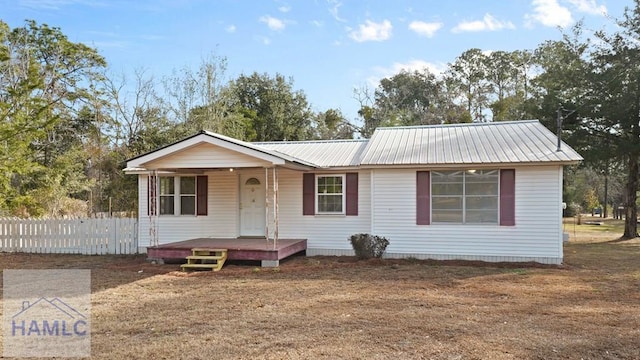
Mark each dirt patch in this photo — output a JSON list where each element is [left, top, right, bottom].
[[1, 231, 639, 359]]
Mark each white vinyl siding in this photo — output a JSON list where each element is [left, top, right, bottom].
[[138, 171, 238, 248], [137, 165, 564, 264], [371, 166, 563, 264], [143, 142, 272, 169], [273, 169, 371, 252], [140, 169, 371, 253]]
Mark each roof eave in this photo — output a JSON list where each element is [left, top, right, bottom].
[[126, 132, 299, 169], [358, 160, 583, 169]]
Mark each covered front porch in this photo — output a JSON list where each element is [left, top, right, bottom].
[[147, 237, 307, 267], [124, 131, 318, 257]]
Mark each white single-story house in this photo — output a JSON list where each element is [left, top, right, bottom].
[[124, 120, 582, 265]]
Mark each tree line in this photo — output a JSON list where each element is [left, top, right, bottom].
[[1, 1, 639, 237]]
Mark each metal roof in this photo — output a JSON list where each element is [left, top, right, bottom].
[[199, 131, 318, 168], [126, 130, 319, 170], [126, 120, 582, 172], [256, 139, 369, 168], [359, 120, 583, 166]]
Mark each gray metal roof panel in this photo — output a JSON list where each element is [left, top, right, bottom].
[[359, 120, 583, 165], [198, 130, 317, 167], [255, 139, 369, 168]]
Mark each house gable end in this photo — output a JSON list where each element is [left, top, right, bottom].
[[127, 133, 287, 169], [141, 142, 275, 169]]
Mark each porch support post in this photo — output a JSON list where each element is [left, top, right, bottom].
[[272, 167, 279, 249], [149, 170, 159, 247], [265, 167, 270, 242]]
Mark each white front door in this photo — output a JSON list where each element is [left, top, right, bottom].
[[240, 175, 266, 236]]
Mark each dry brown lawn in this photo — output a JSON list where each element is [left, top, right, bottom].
[[1, 217, 639, 359]]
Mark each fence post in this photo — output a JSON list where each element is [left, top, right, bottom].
[[110, 218, 117, 255]]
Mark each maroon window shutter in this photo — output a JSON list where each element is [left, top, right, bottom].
[[346, 173, 358, 216], [197, 175, 208, 216], [416, 171, 430, 225], [303, 173, 315, 215], [500, 169, 516, 226]]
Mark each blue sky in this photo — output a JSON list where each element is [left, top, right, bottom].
[[1, 0, 628, 122]]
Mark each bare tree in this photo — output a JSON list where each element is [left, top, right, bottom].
[[162, 53, 229, 135], [102, 68, 165, 152]]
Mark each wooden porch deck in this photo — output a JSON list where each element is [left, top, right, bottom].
[[147, 238, 307, 267]]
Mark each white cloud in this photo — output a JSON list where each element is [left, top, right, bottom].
[[311, 20, 324, 27], [278, 5, 291, 13], [567, 0, 607, 16], [452, 14, 515, 33], [385, 59, 446, 75], [525, 0, 574, 28], [259, 15, 286, 31], [408, 21, 443, 38], [225, 25, 236, 33], [327, 0, 346, 22], [349, 20, 392, 42]]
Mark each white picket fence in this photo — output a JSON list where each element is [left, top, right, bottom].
[[0, 217, 138, 255]]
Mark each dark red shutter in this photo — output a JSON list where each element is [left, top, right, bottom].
[[416, 171, 430, 225], [346, 173, 358, 216], [303, 173, 315, 215], [500, 169, 515, 226], [197, 175, 208, 216]]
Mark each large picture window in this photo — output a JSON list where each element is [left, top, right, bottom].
[[431, 170, 499, 224], [316, 175, 344, 214]]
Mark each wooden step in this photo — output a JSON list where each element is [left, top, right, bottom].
[[181, 263, 222, 271], [186, 255, 227, 261], [191, 248, 226, 254], [181, 248, 228, 272]]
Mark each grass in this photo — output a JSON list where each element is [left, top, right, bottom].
[[563, 215, 626, 237], [0, 220, 639, 359]]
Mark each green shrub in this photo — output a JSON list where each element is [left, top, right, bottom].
[[348, 233, 390, 260]]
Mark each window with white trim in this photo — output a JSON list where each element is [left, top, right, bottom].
[[431, 170, 499, 224], [159, 177, 175, 215], [158, 176, 197, 215], [180, 177, 196, 215], [316, 175, 345, 214]]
